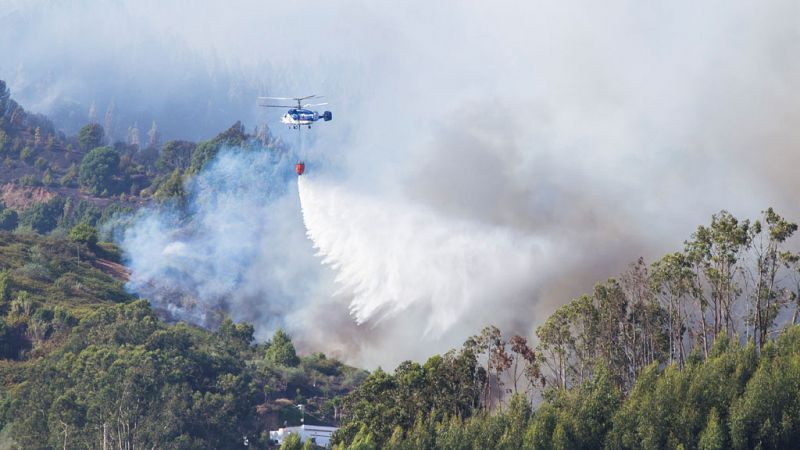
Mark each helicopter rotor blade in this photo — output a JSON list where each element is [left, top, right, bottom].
[[258, 95, 327, 108], [257, 98, 295, 107], [302, 103, 329, 107]]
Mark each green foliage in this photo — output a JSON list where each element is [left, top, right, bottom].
[[334, 343, 483, 448], [0, 270, 11, 302], [728, 328, 800, 449], [219, 317, 255, 352], [19, 197, 65, 234], [188, 121, 248, 174], [0, 80, 9, 115], [8, 301, 258, 449], [77, 123, 104, 150], [68, 223, 98, 248], [280, 433, 303, 450], [0, 208, 17, 231], [17, 174, 38, 187], [41, 168, 54, 186], [337, 327, 800, 450], [157, 140, 195, 172], [266, 328, 300, 367], [698, 408, 725, 450], [60, 162, 78, 187], [34, 156, 48, 170], [19, 146, 33, 163], [153, 167, 186, 202], [78, 146, 119, 195]]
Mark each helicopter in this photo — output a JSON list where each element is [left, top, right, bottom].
[[257, 95, 333, 129]]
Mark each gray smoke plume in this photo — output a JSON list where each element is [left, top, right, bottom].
[[6, 0, 800, 366], [121, 147, 332, 339]]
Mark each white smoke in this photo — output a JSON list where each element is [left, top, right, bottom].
[[122, 146, 333, 339], [7, 0, 800, 366]]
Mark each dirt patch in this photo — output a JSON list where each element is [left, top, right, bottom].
[[0, 184, 56, 210], [0, 183, 150, 211], [94, 258, 131, 282]]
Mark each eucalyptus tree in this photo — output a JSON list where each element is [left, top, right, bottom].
[[746, 208, 797, 348], [651, 252, 693, 367], [685, 211, 750, 355]]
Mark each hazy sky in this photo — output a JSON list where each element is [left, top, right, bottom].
[[4, 0, 800, 365]]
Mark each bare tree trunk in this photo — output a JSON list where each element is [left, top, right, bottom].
[[756, 294, 764, 348], [60, 421, 68, 450], [700, 312, 710, 359], [513, 359, 519, 394]]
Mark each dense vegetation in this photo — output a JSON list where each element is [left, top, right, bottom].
[[331, 208, 800, 450], [0, 85, 357, 448], [3, 79, 799, 448], [0, 233, 364, 449], [0, 80, 280, 238]]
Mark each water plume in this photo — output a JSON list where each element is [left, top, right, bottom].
[[298, 175, 550, 336]]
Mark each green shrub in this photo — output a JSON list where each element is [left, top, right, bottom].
[[34, 156, 48, 170], [0, 270, 12, 302], [78, 123, 104, 150], [0, 209, 18, 230], [266, 329, 300, 367], [18, 175, 39, 187], [68, 223, 98, 248], [19, 197, 65, 234], [20, 146, 33, 163], [79, 146, 119, 195], [60, 163, 78, 187]]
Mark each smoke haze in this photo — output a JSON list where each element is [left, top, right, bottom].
[[5, 0, 800, 366]]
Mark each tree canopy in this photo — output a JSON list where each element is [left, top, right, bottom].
[[266, 329, 300, 367], [68, 223, 98, 248], [77, 123, 105, 151], [78, 146, 119, 195]]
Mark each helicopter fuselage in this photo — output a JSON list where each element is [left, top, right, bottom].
[[281, 108, 333, 128]]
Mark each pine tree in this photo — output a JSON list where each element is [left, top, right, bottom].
[[147, 121, 159, 149], [266, 329, 300, 367], [128, 123, 140, 147], [698, 408, 725, 450], [0, 80, 9, 115], [103, 100, 115, 143], [42, 169, 53, 186], [88, 100, 97, 123]]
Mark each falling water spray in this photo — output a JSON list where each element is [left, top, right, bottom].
[[296, 175, 552, 336]]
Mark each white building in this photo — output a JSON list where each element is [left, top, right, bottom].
[[269, 424, 338, 447]]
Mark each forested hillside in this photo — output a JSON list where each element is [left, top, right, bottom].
[[0, 80, 281, 238], [0, 232, 365, 449], [2, 79, 799, 450], [0, 82, 362, 449], [330, 208, 800, 450]]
